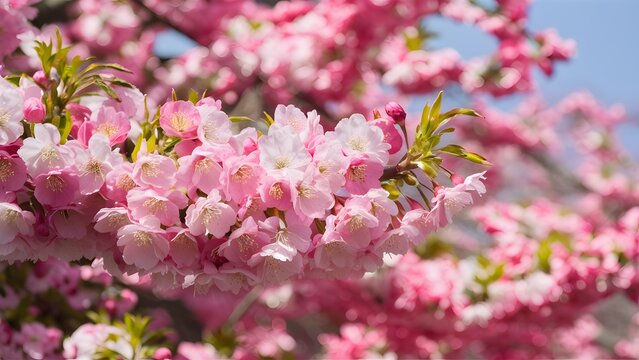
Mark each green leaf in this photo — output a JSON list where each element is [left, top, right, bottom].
[[188, 89, 200, 104], [381, 180, 401, 200], [143, 95, 150, 122], [413, 160, 439, 178], [464, 151, 491, 165], [109, 77, 135, 89], [94, 78, 121, 102], [59, 111, 74, 144], [229, 116, 253, 123], [440, 107, 482, 120], [147, 133, 157, 154], [436, 145, 490, 165], [79, 63, 133, 77], [262, 111, 274, 126], [419, 102, 431, 136], [131, 135, 144, 162], [429, 91, 443, 127], [434, 107, 482, 132], [437, 144, 466, 156]]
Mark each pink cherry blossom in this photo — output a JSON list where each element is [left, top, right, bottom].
[[343, 155, 384, 195], [93, 207, 132, 233], [177, 147, 225, 196], [0, 151, 27, 192], [218, 216, 270, 263], [17, 123, 69, 177], [259, 126, 311, 180], [185, 190, 236, 238], [221, 153, 263, 203], [33, 170, 80, 208], [127, 188, 188, 226], [160, 100, 200, 139], [89, 106, 131, 146], [0, 77, 24, 145], [197, 105, 232, 145], [117, 217, 169, 270], [72, 134, 122, 195], [291, 168, 334, 220], [131, 154, 177, 190], [326, 113, 390, 163], [0, 202, 35, 243]]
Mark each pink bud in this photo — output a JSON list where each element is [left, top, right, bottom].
[[385, 101, 406, 124], [23, 98, 46, 123], [372, 118, 403, 154], [33, 70, 48, 85], [451, 174, 464, 185], [153, 347, 172, 360]]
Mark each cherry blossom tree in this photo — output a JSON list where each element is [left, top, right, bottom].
[[1, 1, 637, 359]]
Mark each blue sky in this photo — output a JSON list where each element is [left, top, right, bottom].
[[428, 0, 639, 155], [428, 0, 639, 115]]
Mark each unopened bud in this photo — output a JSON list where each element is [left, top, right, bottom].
[[23, 98, 46, 123], [152, 347, 172, 360], [33, 70, 48, 85], [451, 174, 464, 186], [385, 101, 406, 124]]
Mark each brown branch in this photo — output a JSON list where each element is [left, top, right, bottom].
[[526, 151, 590, 193]]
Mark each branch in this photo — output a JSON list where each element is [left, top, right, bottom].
[[526, 151, 589, 193], [128, 0, 208, 47]]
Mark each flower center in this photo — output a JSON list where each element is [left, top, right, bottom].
[[201, 205, 222, 224], [269, 183, 284, 200], [40, 146, 60, 165], [107, 213, 129, 229], [0, 111, 10, 128], [238, 234, 257, 255], [2, 209, 20, 224], [117, 174, 136, 191], [143, 198, 167, 213], [0, 159, 15, 183], [203, 121, 218, 142], [133, 231, 153, 246], [231, 165, 252, 184], [296, 184, 315, 199], [170, 112, 191, 132], [97, 122, 119, 137], [347, 164, 366, 182], [46, 175, 65, 192], [348, 215, 365, 232], [274, 156, 290, 170], [347, 136, 367, 151], [83, 159, 103, 177], [195, 159, 214, 173], [141, 162, 160, 177]]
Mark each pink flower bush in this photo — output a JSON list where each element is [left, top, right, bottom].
[[0, 35, 485, 295]]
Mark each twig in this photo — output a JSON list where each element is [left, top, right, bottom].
[[223, 285, 263, 329]]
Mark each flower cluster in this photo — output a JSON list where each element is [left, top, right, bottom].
[[2, 0, 575, 116], [0, 36, 486, 295]]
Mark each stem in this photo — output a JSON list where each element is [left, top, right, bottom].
[[526, 151, 589, 193], [223, 285, 262, 329], [416, 185, 432, 210]]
